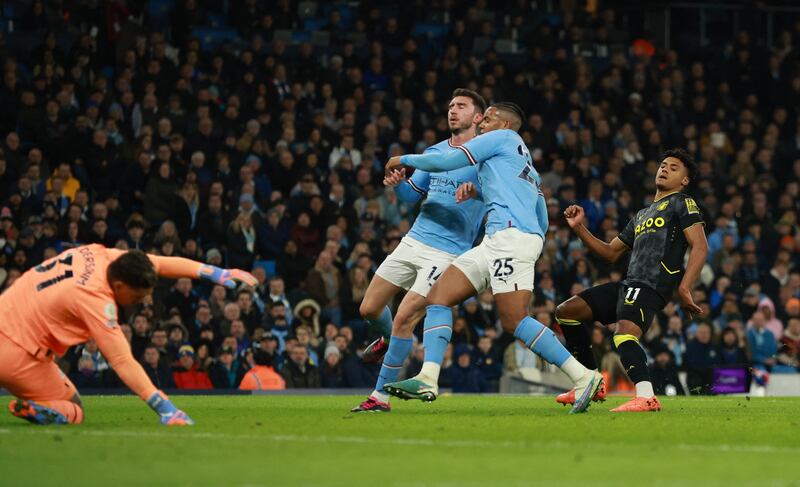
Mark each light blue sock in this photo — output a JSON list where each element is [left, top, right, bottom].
[[422, 305, 453, 365], [514, 316, 571, 367], [367, 306, 393, 339], [374, 336, 414, 395]]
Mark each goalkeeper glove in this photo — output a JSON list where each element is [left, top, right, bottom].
[[146, 391, 194, 426], [198, 265, 258, 289]]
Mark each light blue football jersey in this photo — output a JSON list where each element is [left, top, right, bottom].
[[393, 139, 485, 255], [401, 129, 546, 237]]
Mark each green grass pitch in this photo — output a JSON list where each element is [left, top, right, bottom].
[[1, 395, 798, 487]]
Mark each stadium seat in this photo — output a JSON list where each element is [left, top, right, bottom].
[[495, 39, 519, 54], [207, 13, 228, 29], [2, 3, 15, 19], [292, 31, 312, 43], [336, 5, 353, 18], [472, 37, 493, 54], [273, 29, 294, 43], [148, 0, 174, 27], [303, 18, 327, 33], [772, 365, 798, 374], [100, 66, 115, 82], [411, 22, 450, 39], [347, 32, 368, 47], [311, 31, 330, 47], [253, 260, 277, 279], [192, 28, 238, 51], [297, 1, 318, 20]]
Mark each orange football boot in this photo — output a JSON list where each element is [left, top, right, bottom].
[[610, 396, 662, 412], [555, 380, 607, 406]]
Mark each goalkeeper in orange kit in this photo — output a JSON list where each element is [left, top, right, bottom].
[[0, 244, 257, 425]]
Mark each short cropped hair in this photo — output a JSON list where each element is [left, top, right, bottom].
[[491, 101, 526, 130], [452, 88, 487, 114], [107, 250, 158, 290]]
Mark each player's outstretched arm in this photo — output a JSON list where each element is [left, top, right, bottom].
[[564, 205, 628, 263], [386, 148, 471, 175], [677, 224, 708, 319], [86, 308, 194, 425], [147, 254, 257, 289]]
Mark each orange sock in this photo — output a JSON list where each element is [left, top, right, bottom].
[[38, 400, 84, 424]]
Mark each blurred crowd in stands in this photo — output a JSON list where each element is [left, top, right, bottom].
[[0, 0, 799, 394]]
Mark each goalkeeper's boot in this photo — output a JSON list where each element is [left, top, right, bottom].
[[9, 399, 69, 425], [610, 396, 661, 412], [569, 370, 604, 414], [362, 337, 388, 364], [383, 375, 438, 402], [350, 396, 391, 413], [555, 379, 607, 406]]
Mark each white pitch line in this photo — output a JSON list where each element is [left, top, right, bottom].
[[2, 428, 798, 455]]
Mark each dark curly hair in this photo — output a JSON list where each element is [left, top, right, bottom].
[[663, 148, 697, 185], [107, 250, 158, 290]]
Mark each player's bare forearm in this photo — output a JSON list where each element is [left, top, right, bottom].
[[679, 225, 708, 293], [573, 224, 623, 263]]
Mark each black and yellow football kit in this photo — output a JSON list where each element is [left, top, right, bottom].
[[577, 191, 705, 331]]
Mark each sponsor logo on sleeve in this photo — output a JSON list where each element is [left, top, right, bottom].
[[685, 198, 699, 215], [104, 302, 118, 328]]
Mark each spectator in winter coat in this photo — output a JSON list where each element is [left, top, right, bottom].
[[319, 345, 344, 388], [281, 345, 321, 388], [305, 251, 343, 326], [649, 348, 685, 396], [258, 209, 289, 260], [172, 345, 213, 390], [239, 347, 285, 391], [226, 211, 258, 271], [143, 161, 178, 225], [748, 297, 784, 340], [747, 310, 778, 371], [718, 327, 748, 366], [292, 298, 323, 339], [450, 346, 487, 393], [140, 344, 176, 390], [684, 322, 719, 395], [474, 336, 502, 392], [208, 346, 247, 389]]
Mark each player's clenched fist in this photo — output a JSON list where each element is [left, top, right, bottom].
[[383, 167, 406, 187], [385, 156, 413, 178], [563, 205, 585, 228]]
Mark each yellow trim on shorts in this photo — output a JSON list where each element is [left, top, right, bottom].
[[613, 334, 640, 348]]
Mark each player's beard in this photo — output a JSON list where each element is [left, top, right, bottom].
[[449, 119, 474, 136]]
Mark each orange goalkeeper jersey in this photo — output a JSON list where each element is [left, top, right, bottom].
[[0, 244, 170, 400]]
